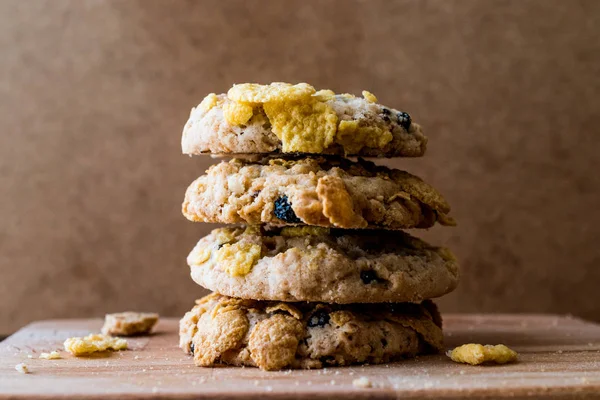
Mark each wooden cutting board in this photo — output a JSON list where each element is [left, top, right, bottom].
[[1, 314, 600, 399]]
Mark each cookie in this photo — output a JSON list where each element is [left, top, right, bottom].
[[182, 157, 455, 229], [187, 226, 459, 304], [101, 312, 159, 336], [181, 83, 426, 158], [179, 293, 443, 370]]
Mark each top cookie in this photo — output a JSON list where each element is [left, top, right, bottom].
[[181, 82, 427, 158]]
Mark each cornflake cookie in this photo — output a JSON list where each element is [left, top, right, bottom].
[[179, 293, 443, 370], [64, 334, 127, 356], [181, 83, 426, 158], [447, 344, 518, 365], [101, 312, 159, 336], [187, 226, 459, 304], [182, 157, 454, 230]]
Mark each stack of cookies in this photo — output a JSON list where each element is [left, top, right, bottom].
[[178, 83, 458, 370]]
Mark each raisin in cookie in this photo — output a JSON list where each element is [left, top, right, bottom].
[[182, 157, 455, 229], [187, 226, 459, 304], [181, 83, 426, 158], [179, 293, 443, 370]]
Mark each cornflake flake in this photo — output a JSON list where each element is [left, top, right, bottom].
[[64, 334, 127, 356]]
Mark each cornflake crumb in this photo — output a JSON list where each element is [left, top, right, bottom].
[[447, 344, 518, 365], [39, 351, 61, 360], [353, 376, 373, 389], [15, 363, 30, 374], [64, 334, 127, 356], [362, 90, 378, 103]]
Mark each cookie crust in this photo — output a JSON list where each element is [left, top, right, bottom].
[[179, 293, 443, 370], [182, 157, 455, 230], [188, 226, 459, 304]]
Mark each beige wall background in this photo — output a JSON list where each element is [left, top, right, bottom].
[[1, 0, 599, 333]]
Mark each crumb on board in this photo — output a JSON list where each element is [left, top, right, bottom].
[[101, 312, 159, 336], [353, 376, 373, 388], [15, 363, 30, 374], [447, 344, 518, 365], [39, 351, 62, 360], [64, 333, 127, 356]]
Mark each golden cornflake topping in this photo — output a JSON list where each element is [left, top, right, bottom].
[[447, 344, 518, 365], [188, 245, 212, 266], [223, 101, 254, 125], [216, 242, 261, 276], [198, 93, 219, 112], [362, 90, 378, 103], [336, 120, 392, 154], [64, 334, 127, 356], [210, 83, 402, 154], [313, 89, 336, 102], [264, 100, 338, 153], [228, 82, 315, 103]]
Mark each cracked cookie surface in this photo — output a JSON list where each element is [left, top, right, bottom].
[[179, 293, 443, 370], [181, 84, 427, 158], [182, 157, 454, 229], [187, 226, 459, 303]]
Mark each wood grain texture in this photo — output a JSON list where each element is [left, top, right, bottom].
[[1, 315, 600, 399]]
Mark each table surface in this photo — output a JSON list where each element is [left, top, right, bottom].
[[1, 314, 600, 399]]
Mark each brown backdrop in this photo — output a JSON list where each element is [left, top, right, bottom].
[[1, 0, 599, 334]]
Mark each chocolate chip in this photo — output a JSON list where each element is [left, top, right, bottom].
[[396, 111, 411, 131], [381, 338, 388, 347], [382, 108, 391, 115], [273, 195, 301, 223], [360, 270, 379, 284], [190, 343, 195, 355], [307, 310, 330, 327]]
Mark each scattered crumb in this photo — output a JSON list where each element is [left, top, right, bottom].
[[253, 380, 260, 386], [330, 380, 336, 385], [26, 354, 33, 359], [265, 386, 273, 392], [15, 363, 30, 374], [557, 350, 563, 354], [39, 351, 62, 360], [353, 376, 372, 389], [151, 387, 158, 393], [134, 355, 141, 360], [447, 344, 518, 365], [102, 312, 159, 336], [64, 334, 127, 356]]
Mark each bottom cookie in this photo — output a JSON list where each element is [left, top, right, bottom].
[[179, 293, 443, 371]]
